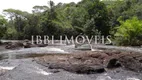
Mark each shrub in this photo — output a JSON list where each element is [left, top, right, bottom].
[[115, 17, 142, 46]]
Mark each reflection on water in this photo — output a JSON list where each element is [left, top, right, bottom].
[[0, 46, 69, 60], [0, 53, 68, 60], [0, 47, 68, 54], [0, 54, 9, 60], [0, 66, 15, 70]]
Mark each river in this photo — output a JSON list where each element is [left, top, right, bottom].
[[0, 43, 142, 80]]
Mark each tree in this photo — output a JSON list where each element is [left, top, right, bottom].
[[3, 9, 43, 39], [85, 0, 111, 36], [32, 5, 49, 13], [23, 14, 42, 39], [71, 3, 88, 34], [115, 17, 142, 46], [0, 15, 7, 39], [3, 9, 29, 39], [41, 1, 75, 38]]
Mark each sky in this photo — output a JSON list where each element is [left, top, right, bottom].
[[0, 0, 81, 14]]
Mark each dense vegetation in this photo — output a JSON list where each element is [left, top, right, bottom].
[[115, 17, 142, 46], [0, 0, 142, 46]]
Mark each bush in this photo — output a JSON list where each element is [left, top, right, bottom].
[[115, 17, 142, 46]]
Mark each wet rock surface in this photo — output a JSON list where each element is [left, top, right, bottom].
[[106, 59, 121, 69], [0, 43, 142, 80], [0, 58, 142, 80], [48, 63, 105, 74], [118, 52, 142, 72], [5, 42, 23, 49], [3, 40, 48, 50], [35, 50, 142, 74]]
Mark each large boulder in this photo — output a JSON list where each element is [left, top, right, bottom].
[[36, 52, 108, 74], [118, 53, 142, 72], [5, 42, 23, 49], [23, 42, 31, 48], [106, 58, 121, 69], [23, 40, 31, 48]]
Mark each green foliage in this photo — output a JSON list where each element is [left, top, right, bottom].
[[85, 0, 111, 36], [108, 0, 142, 27], [115, 17, 142, 46], [1, 0, 113, 40], [4, 27, 18, 39], [0, 15, 7, 39], [1, 0, 141, 47]]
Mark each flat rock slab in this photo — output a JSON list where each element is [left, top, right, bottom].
[[36, 50, 142, 74]]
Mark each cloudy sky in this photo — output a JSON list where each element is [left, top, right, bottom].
[[0, 0, 81, 14]]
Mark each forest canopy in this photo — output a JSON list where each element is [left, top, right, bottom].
[[0, 0, 142, 46]]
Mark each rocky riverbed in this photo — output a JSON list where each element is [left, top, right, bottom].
[[0, 42, 142, 80], [35, 50, 142, 78]]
